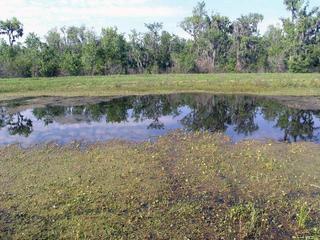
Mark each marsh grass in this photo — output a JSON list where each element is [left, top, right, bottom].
[[0, 132, 320, 239], [296, 202, 311, 229]]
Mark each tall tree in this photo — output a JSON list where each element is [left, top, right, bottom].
[[233, 13, 264, 72], [158, 31, 174, 72], [0, 17, 23, 46], [203, 14, 232, 71], [61, 26, 85, 52], [128, 30, 146, 73], [181, 3, 233, 72], [144, 22, 163, 72], [180, 1, 209, 67], [284, 0, 304, 21], [39, 46, 60, 77], [100, 27, 128, 74], [282, 0, 320, 72], [265, 25, 287, 72], [45, 28, 63, 51], [24, 33, 42, 77], [81, 30, 101, 75], [180, 1, 209, 42]]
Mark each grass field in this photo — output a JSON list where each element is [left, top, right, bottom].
[[1, 132, 320, 239], [0, 73, 320, 100]]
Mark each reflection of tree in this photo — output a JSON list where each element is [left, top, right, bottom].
[[105, 98, 131, 123], [33, 106, 65, 125], [181, 96, 231, 132], [7, 113, 33, 137], [147, 119, 165, 130], [276, 111, 319, 142], [0, 107, 7, 129], [260, 100, 320, 142], [131, 95, 179, 130], [230, 97, 258, 135], [2, 94, 320, 142], [179, 95, 259, 136], [0, 107, 34, 137]]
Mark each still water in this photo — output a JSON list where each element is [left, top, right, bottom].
[[0, 94, 319, 147]]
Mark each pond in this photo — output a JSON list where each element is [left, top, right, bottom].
[[0, 93, 320, 147]]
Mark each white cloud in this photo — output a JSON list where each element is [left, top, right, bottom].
[[258, 18, 282, 34], [0, 0, 186, 37]]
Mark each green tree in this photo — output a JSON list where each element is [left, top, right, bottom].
[[180, 1, 209, 67], [0, 40, 14, 76], [128, 30, 147, 73], [284, 0, 304, 21], [143, 22, 163, 73], [39, 46, 60, 77], [100, 27, 128, 74], [45, 28, 63, 52], [61, 51, 82, 76], [0, 17, 23, 46], [202, 14, 232, 71], [282, 0, 320, 72], [24, 33, 42, 77], [158, 31, 174, 72], [264, 25, 287, 72], [173, 40, 197, 73], [180, 1, 209, 43], [181, 3, 233, 72], [233, 13, 264, 72], [59, 26, 86, 75], [61, 26, 85, 52], [13, 49, 32, 77], [81, 30, 102, 75]]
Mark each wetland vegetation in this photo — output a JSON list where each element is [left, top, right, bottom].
[[0, 93, 320, 239], [1, 131, 320, 239]]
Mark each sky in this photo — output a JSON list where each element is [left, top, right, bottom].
[[0, 0, 319, 40]]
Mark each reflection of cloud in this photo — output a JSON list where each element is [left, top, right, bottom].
[[1, 104, 320, 148], [0, 108, 188, 147]]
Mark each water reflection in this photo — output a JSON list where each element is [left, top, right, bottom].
[[0, 94, 319, 147]]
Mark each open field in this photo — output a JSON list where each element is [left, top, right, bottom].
[[1, 73, 320, 100], [0, 132, 320, 239]]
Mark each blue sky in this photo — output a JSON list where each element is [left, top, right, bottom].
[[0, 0, 319, 39]]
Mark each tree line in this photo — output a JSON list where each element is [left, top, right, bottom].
[[0, 0, 319, 78]]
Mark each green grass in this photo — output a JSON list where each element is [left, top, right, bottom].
[[0, 73, 320, 100], [1, 132, 320, 239]]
